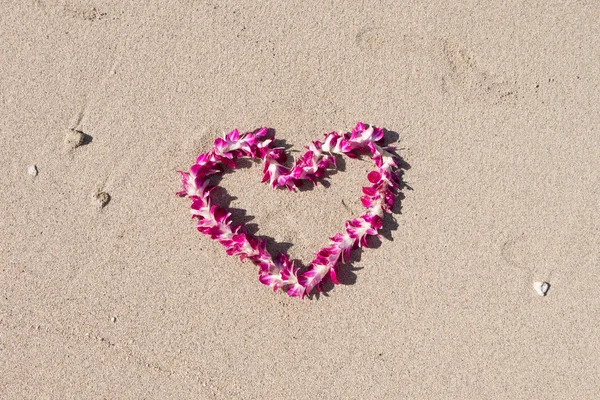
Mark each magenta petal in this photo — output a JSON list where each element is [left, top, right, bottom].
[[300, 263, 331, 294], [362, 186, 377, 196], [286, 284, 305, 298], [367, 170, 382, 183], [211, 206, 229, 223], [361, 196, 374, 208], [213, 137, 227, 152], [275, 253, 292, 270], [226, 129, 240, 142], [329, 266, 340, 285], [364, 214, 383, 229], [259, 272, 282, 291], [254, 127, 268, 139], [352, 122, 366, 138]]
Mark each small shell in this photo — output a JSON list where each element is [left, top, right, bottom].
[[533, 281, 550, 296], [28, 165, 38, 177]]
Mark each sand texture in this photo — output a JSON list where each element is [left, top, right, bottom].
[[1, 1, 599, 399]]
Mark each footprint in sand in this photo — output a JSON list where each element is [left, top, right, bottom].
[[355, 27, 419, 54], [439, 38, 518, 105], [501, 234, 557, 293]]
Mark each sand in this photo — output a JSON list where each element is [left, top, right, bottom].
[[1, 1, 599, 399]]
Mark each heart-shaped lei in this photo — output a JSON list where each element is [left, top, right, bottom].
[[178, 122, 401, 298]]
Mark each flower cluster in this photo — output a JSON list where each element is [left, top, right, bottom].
[[178, 122, 401, 298]]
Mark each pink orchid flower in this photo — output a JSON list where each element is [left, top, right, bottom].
[[179, 122, 402, 298]]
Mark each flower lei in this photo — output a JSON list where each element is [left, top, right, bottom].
[[178, 122, 401, 298]]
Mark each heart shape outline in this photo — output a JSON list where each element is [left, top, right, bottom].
[[178, 122, 401, 298]]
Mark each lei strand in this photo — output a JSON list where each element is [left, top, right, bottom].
[[178, 122, 401, 298]]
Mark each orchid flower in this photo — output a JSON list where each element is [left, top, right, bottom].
[[178, 123, 402, 298]]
